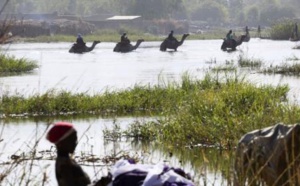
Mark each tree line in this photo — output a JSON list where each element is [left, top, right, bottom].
[[1, 0, 299, 27]]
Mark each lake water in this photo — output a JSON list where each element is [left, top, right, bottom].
[[0, 39, 300, 185]]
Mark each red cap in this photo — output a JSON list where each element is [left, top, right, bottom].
[[46, 122, 75, 144]]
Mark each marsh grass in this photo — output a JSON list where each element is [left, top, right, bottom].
[[262, 63, 300, 76], [211, 65, 236, 72], [1, 73, 298, 148], [237, 54, 262, 68], [0, 53, 38, 74], [121, 73, 300, 149]]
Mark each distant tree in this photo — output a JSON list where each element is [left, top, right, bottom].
[[129, 0, 169, 19], [228, 0, 244, 22], [190, 1, 228, 25], [168, 0, 188, 20], [270, 18, 294, 40], [245, 6, 259, 26], [260, 5, 295, 26]]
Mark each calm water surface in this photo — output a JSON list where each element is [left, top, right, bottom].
[[0, 39, 300, 185]]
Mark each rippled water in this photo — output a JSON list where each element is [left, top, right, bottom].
[[0, 39, 300, 185]]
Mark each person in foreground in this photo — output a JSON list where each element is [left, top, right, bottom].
[[46, 122, 92, 186]]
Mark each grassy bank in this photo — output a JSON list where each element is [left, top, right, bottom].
[[15, 28, 237, 43], [0, 53, 38, 74], [11, 27, 274, 43]]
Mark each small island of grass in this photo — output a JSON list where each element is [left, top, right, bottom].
[[0, 53, 38, 75]]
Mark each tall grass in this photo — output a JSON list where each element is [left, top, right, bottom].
[[0, 53, 38, 74], [124, 73, 300, 149], [270, 19, 295, 40], [1, 71, 299, 148]]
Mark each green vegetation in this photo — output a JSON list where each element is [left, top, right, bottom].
[[211, 65, 236, 72], [3, 0, 299, 27], [0, 53, 38, 74], [123, 74, 299, 149], [270, 19, 295, 40], [23, 29, 163, 43], [262, 63, 300, 75], [20, 28, 227, 43], [1, 73, 299, 150], [237, 54, 262, 68]]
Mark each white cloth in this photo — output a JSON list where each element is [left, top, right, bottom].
[[110, 159, 195, 186]]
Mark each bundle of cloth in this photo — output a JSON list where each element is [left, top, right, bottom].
[[96, 159, 195, 186]]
